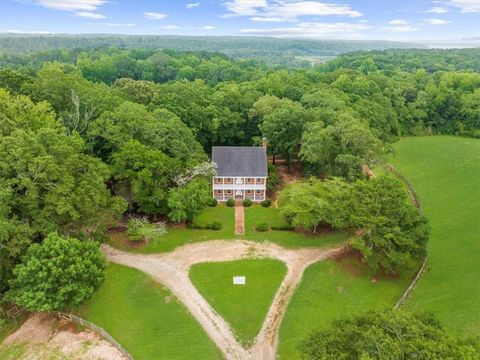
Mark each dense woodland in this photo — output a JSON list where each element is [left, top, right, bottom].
[[0, 43, 479, 312], [0, 35, 420, 67]]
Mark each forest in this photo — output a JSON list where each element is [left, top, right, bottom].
[[1, 45, 479, 311]]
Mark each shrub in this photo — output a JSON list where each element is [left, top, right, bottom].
[[256, 222, 269, 232], [127, 217, 167, 242], [189, 220, 222, 230], [6, 233, 106, 311], [267, 164, 280, 193], [261, 199, 272, 208], [226, 198, 235, 207], [271, 224, 295, 231], [243, 198, 252, 207], [211, 220, 222, 230], [208, 198, 218, 207]]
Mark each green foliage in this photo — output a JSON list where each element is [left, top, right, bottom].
[[256, 222, 269, 232], [243, 198, 252, 207], [261, 199, 272, 208], [168, 178, 211, 223], [343, 177, 429, 274], [0, 90, 125, 291], [208, 198, 218, 207], [270, 224, 295, 231], [127, 217, 167, 243], [6, 233, 106, 311], [300, 310, 479, 360], [266, 164, 280, 193], [189, 220, 223, 230], [226, 199, 235, 207], [280, 176, 428, 274]]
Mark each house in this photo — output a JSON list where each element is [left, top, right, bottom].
[[212, 143, 268, 202]]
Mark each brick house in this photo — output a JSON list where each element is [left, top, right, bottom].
[[212, 145, 267, 202]]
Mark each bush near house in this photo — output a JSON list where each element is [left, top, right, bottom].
[[256, 222, 269, 232], [261, 199, 272, 207], [208, 198, 218, 207], [243, 198, 252, 207], [127, 217, 167, 243], [226, 199, 235, 207]]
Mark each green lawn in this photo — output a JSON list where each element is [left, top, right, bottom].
[[110, 204, 350, 254], [278, 258, 409, 359], [78, 263, 222, 360], [189, 259, 287, 346], [243, 205, 351, 248], [110, 205, 238, 253], [392, 136, 480, 335]]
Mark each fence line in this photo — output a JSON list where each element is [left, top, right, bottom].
[[54, 311, 134, 360], [384, 164, 428, 309]]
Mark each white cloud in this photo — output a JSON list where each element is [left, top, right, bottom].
[[450, 0, 480, 12], [224, 0, 361, 21], [144, 12, 167, 20], [383, 19, 418, 32], [201, 25, 216, 30], [223, 0, 267, 17], [425, 18, 451, 24], [240, 21, 370, 38], [75, 11, 105, 19], [425, 6, 449, 13], [186, 2, 200, 9], [26, 0, 107, 11], [161, 25, 180, 29]]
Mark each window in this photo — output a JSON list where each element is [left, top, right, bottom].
[[256, 190, 262, 195], [246, 178, 254, 184], [214, 178, 222, 184], [215, 190, 222, 195], [256, 178, 264, 184], [246, 190, 253, 195], [225, 178, 233, 184], [226, 190, 233, 195]]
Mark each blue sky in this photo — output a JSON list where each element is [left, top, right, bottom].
[[0, 0, 479, 40]]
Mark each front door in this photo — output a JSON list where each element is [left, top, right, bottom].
[[235, 190, 243, 199]]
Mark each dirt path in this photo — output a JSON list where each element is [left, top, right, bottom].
[[2, 313, 126, 360], [102, 240, 345, 360], [234, 203, 245, 235]]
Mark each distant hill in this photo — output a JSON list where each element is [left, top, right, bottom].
[[0, 34, 425, 67]]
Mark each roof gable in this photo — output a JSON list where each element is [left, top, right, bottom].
[[212, 146, 268, 177]]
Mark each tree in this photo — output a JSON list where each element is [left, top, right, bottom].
[[300, 118, 384, 180], [168, 178, 211, 223], [300, 310, 479, 360], [340, 176, 429, 274], [279, 178, 349, 233], [6, 233, 106, 311]]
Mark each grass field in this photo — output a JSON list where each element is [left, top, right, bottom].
[[392, 136, 480, 335], [78, 263, 222, 360], [277, 258, 409, 359], [243, 205, 351, 248], [189, 259, 287, 346]]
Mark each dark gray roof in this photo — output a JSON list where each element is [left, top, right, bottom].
[[212, 146, 268, 177]]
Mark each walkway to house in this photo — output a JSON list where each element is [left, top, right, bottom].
[[234, 201, 245, 235]]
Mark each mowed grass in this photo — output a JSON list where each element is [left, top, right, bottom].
[[243, 205, 351, 248], [189, 259, 287, 346], [78, 263, 222, 360], [278, 258, 409, 359], [392, 136, 480, 335], [110, 205, 237, 253]]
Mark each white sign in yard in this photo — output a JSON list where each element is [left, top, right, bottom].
[[233, 276, 246, 285]]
